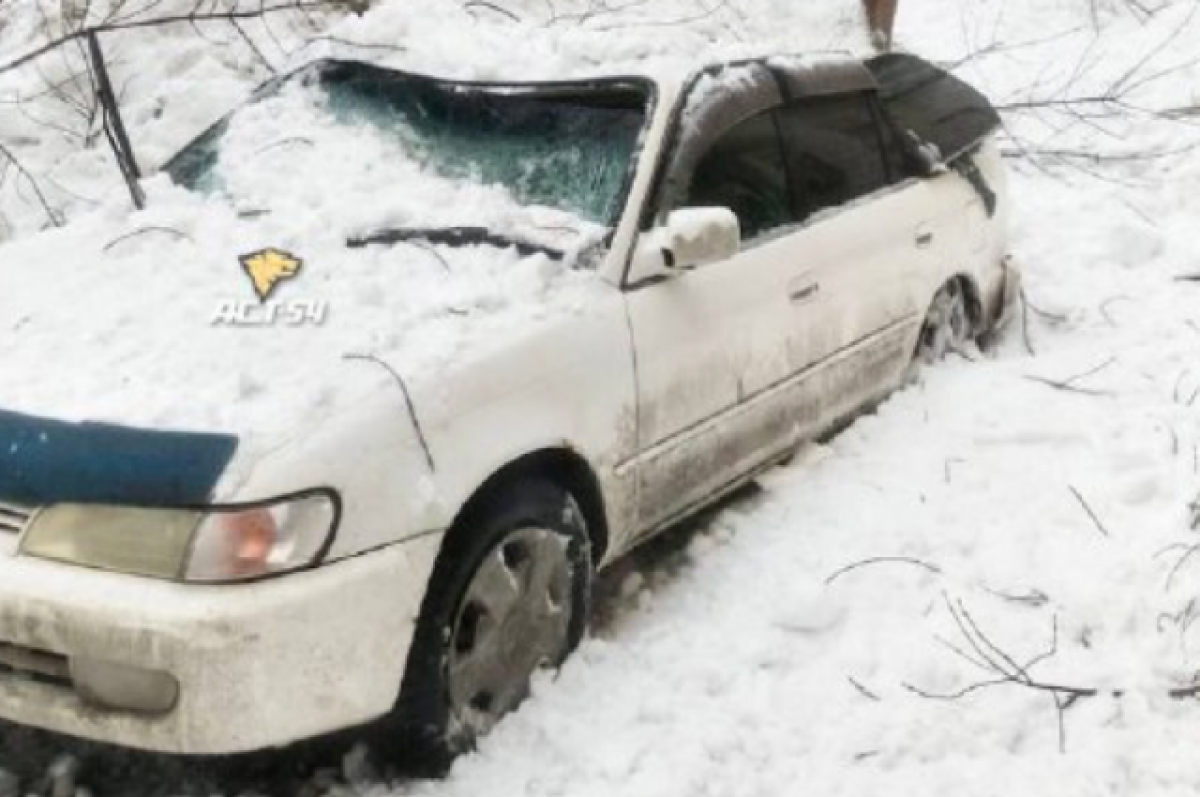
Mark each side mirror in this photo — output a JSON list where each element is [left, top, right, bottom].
[[629, 208, 741, 283]]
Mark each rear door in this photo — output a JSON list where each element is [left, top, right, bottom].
[[770, 90, 958, 407], [866, 52, 1007, 290], [778, 92, 936, 358]]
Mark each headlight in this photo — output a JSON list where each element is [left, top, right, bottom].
[[19, 492, 337, 583], [185, 494, 337, 582]]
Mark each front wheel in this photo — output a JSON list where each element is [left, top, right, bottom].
[[390, 480, 592, 772], [915, 279, 973, 364]]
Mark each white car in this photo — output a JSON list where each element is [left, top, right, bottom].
[[0, 52, 1017, 762]]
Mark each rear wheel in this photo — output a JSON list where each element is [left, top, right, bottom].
[[390, 480, 592, 773], [916, 279, 973, 364]]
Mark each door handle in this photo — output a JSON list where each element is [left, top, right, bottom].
[[788, 281, 821, 304]]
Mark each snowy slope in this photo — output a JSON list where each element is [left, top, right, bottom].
[[3, 0, 1200, 795]]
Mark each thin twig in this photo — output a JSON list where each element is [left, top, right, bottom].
[[1069, 485, 1110, 537], [102, 225, 192, 252], [848, 676, 880, 702], [825, 557, 943, 586], [463, 0, 522, 22], [0, 1, 342, 76], [343, 352, 436, 473], [1026, 358, 1117, 396], [0, 140, 63, 227]]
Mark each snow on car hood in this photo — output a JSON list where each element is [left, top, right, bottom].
[[0, 183, 601, 440]]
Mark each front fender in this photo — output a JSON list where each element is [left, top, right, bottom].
[[224, 285, 639, 567]]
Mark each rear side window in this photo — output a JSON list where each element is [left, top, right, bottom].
[[779, 93, 892, 223], [680, 110, 792, 242], [866, 53, 1001, 163]]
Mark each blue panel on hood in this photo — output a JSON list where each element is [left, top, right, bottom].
[[0, 410, 238, 506]]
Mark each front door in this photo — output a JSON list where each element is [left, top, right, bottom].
[[624, 108, 810, 533]]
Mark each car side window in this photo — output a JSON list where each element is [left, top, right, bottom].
[[866, 52, 1002, 165], [678, 110, 792, 243], [779, 92, 894, 224]]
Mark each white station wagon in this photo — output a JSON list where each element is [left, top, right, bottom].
[[0, 52, 1017, 763]]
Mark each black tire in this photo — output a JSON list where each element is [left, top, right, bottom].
[[387, 479, 592, 774]]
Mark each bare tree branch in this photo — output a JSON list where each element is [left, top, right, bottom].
[[0, 139, 63, 227], [0, 1, 342, 76]]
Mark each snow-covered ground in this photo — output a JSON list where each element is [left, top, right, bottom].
[[4, 0, 1200, 794], [405, 32, 1200, 791]]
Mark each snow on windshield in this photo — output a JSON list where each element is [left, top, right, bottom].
[[165, 62, 648, 234]]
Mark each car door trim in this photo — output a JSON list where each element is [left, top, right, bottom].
[[614, 311, 919, 478]]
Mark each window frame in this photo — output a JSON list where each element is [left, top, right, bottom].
[[642, 85, 916, 260], [673, 104, 795, 247], [622, 57, 898, 288], [636, 61, 788, 235]]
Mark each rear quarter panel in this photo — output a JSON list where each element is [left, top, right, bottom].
[[897, 139, 1009, 333], [971, 138, 1012, 321]]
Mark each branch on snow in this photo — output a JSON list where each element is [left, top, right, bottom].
[[904, 594, 1110, 753], [102, 225, 193, 253], [0, 140, 64, 228], [1024, 357, 1117, 397], [825, 556, 943, 586], [908, 593, 1200, 752], [1068, 485, 1111, 538], [462, 1, 523, 23], [530, 0, 744, 38]]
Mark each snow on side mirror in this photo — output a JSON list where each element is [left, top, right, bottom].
[[630, 208, 741, 283]]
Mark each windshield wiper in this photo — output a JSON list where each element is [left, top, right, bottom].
[[347, 226, 564, 261]]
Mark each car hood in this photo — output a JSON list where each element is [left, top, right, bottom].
[[0, 183, 604, 504]]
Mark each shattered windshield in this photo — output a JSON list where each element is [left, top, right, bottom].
[[164, 60, 650, 230]]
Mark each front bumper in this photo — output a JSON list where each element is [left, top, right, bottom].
[[0, 538, 439, 754]]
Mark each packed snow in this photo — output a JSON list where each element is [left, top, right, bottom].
[[0, 68, 617, 433], [4, 0, 1200, 795]]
